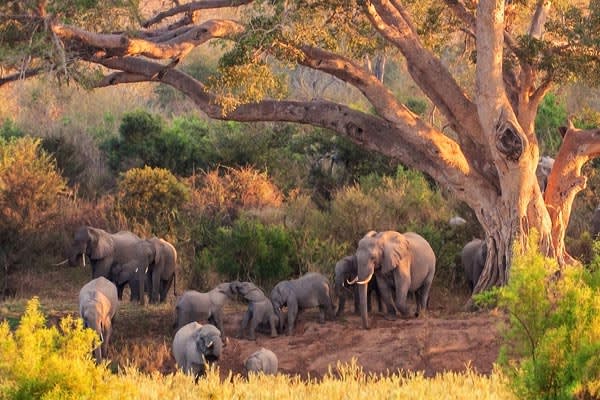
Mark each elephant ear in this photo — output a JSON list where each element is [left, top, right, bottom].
[[90, 228, 114, 260], [381, 232, 410, 275]]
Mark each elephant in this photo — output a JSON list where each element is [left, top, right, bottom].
[[591, 205, 600, 238], [174, 283, 236, 335], [68, 226, 149, 305], [461, 238, 487, 293], [536, 155, 555, 193], [270, 272, 335, 335], [172, 322, 223, 378], [230, 281, 278, 340], [244, 348, 278, 375], [334, 255, 384, 317], [129, 237, 178, 303], [79, 276, 119, 362], [351, 230, 436, 329]]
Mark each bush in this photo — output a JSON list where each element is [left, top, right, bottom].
[[534, 92, 567, 156], [0, 298, 118, 399], [496, 234, 600, 400], [116, 166, 190, 237], [199, 218, 295, 288], [0, 137, 68, 295]]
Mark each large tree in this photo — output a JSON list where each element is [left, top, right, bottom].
[[2, 0, 600, 292]]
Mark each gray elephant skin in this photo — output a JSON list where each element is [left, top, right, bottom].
[[461, 238, 487, 293], [270, 272, 334, 335], [334, 255, 383, 317], [174, 283, 235, 335], [79, 276, 119, 362], [68, 226, 149, 305], [230, 281, 278, 340], [129, 237, 178, 303], [172, 322, 222, 378], [244, 348, 278, 375], [591, 206, 600, 238], [353, 231, 436, 329]]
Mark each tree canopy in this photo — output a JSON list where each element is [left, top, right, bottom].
[[2, 0, 600, 292]]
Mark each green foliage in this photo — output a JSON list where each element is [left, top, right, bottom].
[[200, 218, 295, 288], [405, 98, 428, 116], [0, 297, 118, 399], [497, 234, 600, 400], [534, 92, 567, 155], [0, 119, 24, 140], [116, 166, 190, 236]]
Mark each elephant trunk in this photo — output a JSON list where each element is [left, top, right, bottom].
[[358, 281, 369, 329]]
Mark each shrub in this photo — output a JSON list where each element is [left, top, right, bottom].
[[116, 166, 190, 237], [534, 92, 567, 156], [200, 218, 295, 288], [0, 297, 119, 399], [496, 233, 600, 400], [0, 137, 68, 295]]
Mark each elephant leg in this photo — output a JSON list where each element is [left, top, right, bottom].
[[239, 308, 251, 339], [416, 279, 433, 317], [287, 303, 298, 335], [268, 313, 278, 338], [318, 306, 326, 324], [160, 276, 174, 302], [336, 292, 346, 317], [116, 283, 126, 301], [353, 287, 360, 315], [249, 314, 260, 341], [213, 311, 225, 337], [375, 274, 397, 320], [392, 269, 411, 317]]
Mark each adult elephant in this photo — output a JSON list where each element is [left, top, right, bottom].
[[461, 238, 487, 293], [351, 231, 436, 329], [130, 237, 178, 303], [68, 226, 148, 305]]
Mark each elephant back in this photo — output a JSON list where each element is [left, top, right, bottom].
[[79, 277, 119, 317], [403, 232, 436, 287]]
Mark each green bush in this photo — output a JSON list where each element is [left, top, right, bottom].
[[496, 234, 600, 400], [200, 218, 296, 288], [116, 166, 190, 237]]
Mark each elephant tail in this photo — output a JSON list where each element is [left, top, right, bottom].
[[173, 270, 178, 297]]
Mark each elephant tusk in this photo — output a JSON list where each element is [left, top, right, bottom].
[[82, 255, 86, 268], [346, 276, 359, 285], [355, 272, 373, 285], [206, 341, 213, 348], [52, 259, 69, 266]]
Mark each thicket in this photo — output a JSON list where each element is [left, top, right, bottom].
[[0, 298, 516, 400], [476, 235, 600, 400]]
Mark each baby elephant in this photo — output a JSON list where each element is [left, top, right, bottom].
[[79, 277, 119, 363], [244, 348, 278, 375], [270, 272, 334, 335], [230, 281, 278, 340], [172, 322, 223, 379], [174, 282, 235, 335]]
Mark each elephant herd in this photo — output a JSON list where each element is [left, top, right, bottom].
[[71, 225, 490, 377]]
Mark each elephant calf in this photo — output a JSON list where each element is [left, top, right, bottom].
[[174, 282, 235, 335], [172, 322, 222, 378], [270, 272, 334, 335], [230, 281, 278, 340], [79, 277, 119, 363], [244, 348, 278, 375]]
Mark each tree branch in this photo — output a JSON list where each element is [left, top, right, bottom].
[[142, 0, 253, 28], [90, 55, 495, 200], [528, 0, 552, 39], [0, 67, 45, 87], [51, 19, 244, 60]]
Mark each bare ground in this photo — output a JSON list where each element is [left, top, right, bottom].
[[1, 266, 504, 379]]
